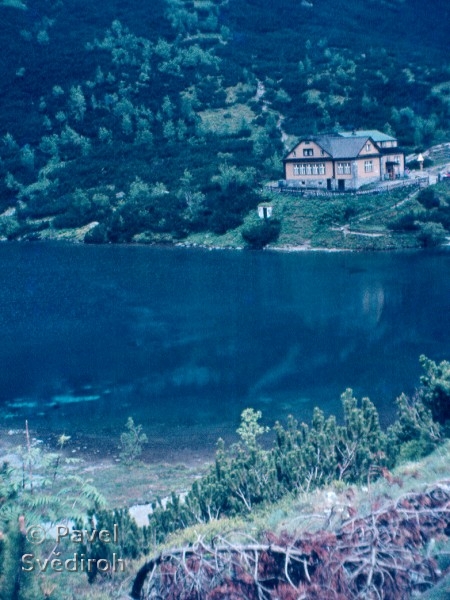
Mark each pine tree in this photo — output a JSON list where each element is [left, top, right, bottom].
[[119, 417, 148, 465], [419, 355, 450, 425]]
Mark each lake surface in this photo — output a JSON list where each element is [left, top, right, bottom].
[[1, 243, 449, 459]]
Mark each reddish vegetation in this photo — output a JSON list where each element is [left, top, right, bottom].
[[131, 484, 450, 599]]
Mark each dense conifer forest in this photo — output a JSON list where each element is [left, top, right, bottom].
[[0, 0, 449, 244]]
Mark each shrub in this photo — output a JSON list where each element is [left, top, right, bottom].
[[416, 221, 447, 247], [119, 417, 148, 465], [53, 211, 89, 229], [420, 355, 450, 425], [208, 210, 243, 235], [19, 195, 69, 219], [53, 190, 112, 230], [417, 187, 440, 209], [434, 207, 450, 229], [387, 392, 440, 462], [76, 508, 150, 583], [242, 219, 281, 249], [148, 390, 389, 543], [84, 223, 108, 244], [388, 213, 420, 232], [407, 158, 434, 170]]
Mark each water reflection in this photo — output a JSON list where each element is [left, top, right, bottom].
[[0, 244, 449, 452], [362, 284, 385, 325]]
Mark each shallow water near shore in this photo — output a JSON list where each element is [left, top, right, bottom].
[[1, 242, 449, 459]]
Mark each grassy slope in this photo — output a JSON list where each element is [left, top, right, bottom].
[[162, 439, 450, 546], [185, 180, 450, 251], [130, 440, 450, 600]]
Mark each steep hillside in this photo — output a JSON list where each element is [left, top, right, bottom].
[[0, 0, 449, 243]]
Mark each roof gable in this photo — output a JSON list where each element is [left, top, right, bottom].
[[285, 138, 331, 160], [316, 135, 377, 159]]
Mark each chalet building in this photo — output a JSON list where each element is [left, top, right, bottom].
[[282, 130, 405, 192]]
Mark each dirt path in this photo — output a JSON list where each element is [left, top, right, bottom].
[[330, 225, 385, 237]]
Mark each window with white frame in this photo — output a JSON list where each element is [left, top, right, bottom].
[[337, 162, 351, 174], [364, 160, 373, 172], [291, 163, 326, 176], [366, 143, 371, 151], [303, 148, 314, 156]]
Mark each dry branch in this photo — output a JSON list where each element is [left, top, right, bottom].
[[131, 484, 450, 600]]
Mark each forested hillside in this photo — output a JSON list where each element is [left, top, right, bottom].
[[0, 0, 449, 243]]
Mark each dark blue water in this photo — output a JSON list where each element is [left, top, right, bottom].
[[1, 243, 449, 456]]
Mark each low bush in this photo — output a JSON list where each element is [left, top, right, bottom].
[[416, 221, 447, 247], [143, 357, 444, 546], [388, 213, 420, 232], [84, 223, 108, 244], [417, 187, 440, 209], [242, 218, 281, 248], [420, 355, 450, 425]]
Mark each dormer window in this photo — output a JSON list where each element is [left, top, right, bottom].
[[303, 148, 314, 157]]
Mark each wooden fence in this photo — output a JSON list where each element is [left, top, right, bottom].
[[265, 176, 429, 198]]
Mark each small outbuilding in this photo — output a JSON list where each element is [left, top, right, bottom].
[[257, 203, 273, 219]]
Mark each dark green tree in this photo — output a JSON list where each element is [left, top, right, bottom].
[[417, 188, 440, 210], [242, 219, 281, 249], [387, 392, 441, 462], [416, 222, 447, 248], [336, 390, 386, 481], [119, 417, 148, 465], [420, 355, 450, 425]]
